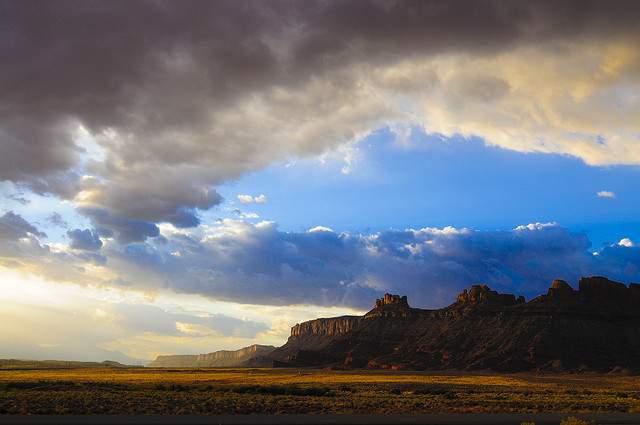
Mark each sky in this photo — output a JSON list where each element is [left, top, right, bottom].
[[1, 0, 639, 363]]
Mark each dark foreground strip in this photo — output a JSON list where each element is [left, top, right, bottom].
[[2, 414, 640, 425]]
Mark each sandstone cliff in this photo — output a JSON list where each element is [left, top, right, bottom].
[[290, 316, 361, 338], [148, 344, 276, 368]]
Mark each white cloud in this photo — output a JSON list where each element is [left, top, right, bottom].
[[514, 222, 558, 231], [308, 226, 334, 233], [618, 238, 635, 247], [237, 194, 255, 204], [237, 194, 268, 205], [597, 190, 616, 198]]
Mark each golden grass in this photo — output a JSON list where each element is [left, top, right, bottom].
[[1, 368, 640, 415], [0, 367, 531, 386]]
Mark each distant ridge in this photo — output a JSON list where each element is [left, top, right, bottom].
[[0, 359, 134, 370], [148, 344, 276, 367], [252, 276, 640, 372]]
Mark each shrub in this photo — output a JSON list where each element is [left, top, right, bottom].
[[560, 417, 595, 425], [231, 384, 334, 397]]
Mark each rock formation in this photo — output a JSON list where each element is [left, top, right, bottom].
[[148, 344, 276, 368], [455, 284, 525, 306], [263, 276, 640, 372], [375, 293, 408, 308]]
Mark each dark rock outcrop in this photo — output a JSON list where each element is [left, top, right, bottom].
[[375, 293, 409, 308], [267, 276, 640, 372], [148, 344, 276, 368], [455, 284, 524, 306], [366, 293, 416, 319]]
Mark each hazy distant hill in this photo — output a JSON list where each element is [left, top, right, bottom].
[[148, 344, 276, 367], [0, 359, 135, 369], [260, 276, 640, 372]]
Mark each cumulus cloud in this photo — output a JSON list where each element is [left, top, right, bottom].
[[231, 208, 260, 219], [0, 211, 46, 240], [80, 207, 160, 244], [618, 238, 635, 247], [514, 222, 558, 231], [597, 190, 616, 198], [237, 195, 254, 204], [308, 226, 334, 233], [67, 229, 103, 251], [237, 194, 268, 204], [2, 1, 640, 238], [0, 211, 110, 283], [0, 212, 49, 270], [3, 212, 640, 309], [101, 220, 640, 309]]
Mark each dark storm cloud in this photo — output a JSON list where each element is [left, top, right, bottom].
[[0, 211, 45, 240], [2, 211, 639, 309], [2, 0, 639, 236], [67, 228, 103, 251], [106, 221, 640, 309], [594, 243, 640, 277], [0, 211, 52, 270], [80, 207, 159, 243], [0, 212, 109, 279]]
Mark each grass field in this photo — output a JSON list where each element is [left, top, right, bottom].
[[1, 367, 640, 415]]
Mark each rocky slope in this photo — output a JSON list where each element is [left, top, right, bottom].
[[264, 276, 640, 372], [148, 344, 276, 367]]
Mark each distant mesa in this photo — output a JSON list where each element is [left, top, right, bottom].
[[148, 344, 276, 368], [0, 359, 134, 370]]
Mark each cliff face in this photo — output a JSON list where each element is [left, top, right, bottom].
[[148, 344, 276, 367], [269, 276, 640, 372], [290, 316, 361, 338], [265, 316, 361, 364], [270, 294, 420, 362]]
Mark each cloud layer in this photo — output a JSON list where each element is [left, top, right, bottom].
[[0, 268, 272, 362], [3, 211, 639, 309], [2, 1, 640, 240]]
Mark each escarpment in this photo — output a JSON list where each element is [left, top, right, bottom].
[[150, 276, 640, 372], [267, 276, 640, 372], [148, 344, 276, 367]]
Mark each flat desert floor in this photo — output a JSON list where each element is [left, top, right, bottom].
[[1, 367, 640, 415]]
